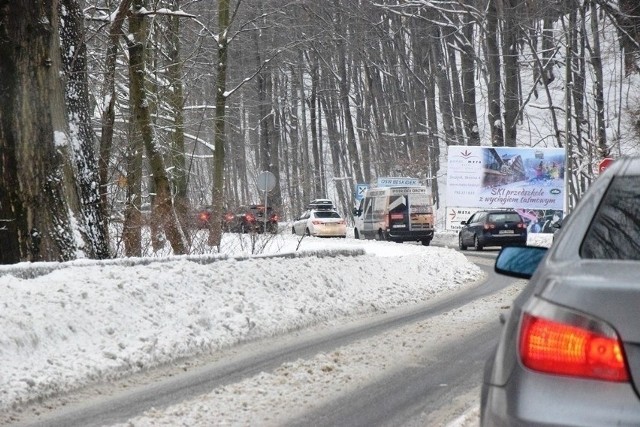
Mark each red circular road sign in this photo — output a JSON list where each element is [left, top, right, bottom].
[[598, 157, 614, 174]]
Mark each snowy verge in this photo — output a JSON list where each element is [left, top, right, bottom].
[[0, 241, 482, 414]]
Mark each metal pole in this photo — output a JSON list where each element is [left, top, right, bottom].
[[264, 189, 268, 232]]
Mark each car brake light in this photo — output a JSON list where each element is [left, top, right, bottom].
[[312, 220, 323, 225], [224, 213, 234, 221], [245, 213, 256, 222], [390, 213, 404, 220], [483, 223, 496, 230], [271, 214, 279, 221], [517, 222, 526, 229], [520, 313, 628, 382], [199, 212, 210, 221]]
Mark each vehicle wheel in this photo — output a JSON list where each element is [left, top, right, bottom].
[[458, 234, 467, 251], [421, 239, 431, 246], [305, 228, 311, 236], [474, 235, 483, 251], [354, 228, 360, 239]]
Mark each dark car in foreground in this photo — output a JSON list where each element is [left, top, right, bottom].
[[481, 156, 640, 426], [458, 209, 527, 251]]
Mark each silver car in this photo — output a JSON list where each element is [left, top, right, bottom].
[[481, 156, 640, 426]]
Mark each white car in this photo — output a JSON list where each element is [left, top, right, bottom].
[[292, 209, 346, 238]]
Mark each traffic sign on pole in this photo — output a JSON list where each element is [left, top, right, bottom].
[[598, 157, 614, 174]]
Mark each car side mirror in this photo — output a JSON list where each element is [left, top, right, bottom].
[[495, 246, 548, 279], [460, 220, 466, 225], [353, 208, 361, 216]]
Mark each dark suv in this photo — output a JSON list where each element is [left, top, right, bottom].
[[235, 204, 279, 234], [458, 209, 527, 250]]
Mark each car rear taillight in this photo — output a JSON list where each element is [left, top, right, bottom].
[[245, 213, 256, 222], [199, 212, 210, 221], [224, 213, 234, 222], [483, 223, 496, 230], [312, 220, 324, 225], [270, 214, 279, 222], [519, 313, 628, 382], [390, 213, 404, 220], [517, 222, 526, 229]]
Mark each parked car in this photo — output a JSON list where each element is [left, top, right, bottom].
[[292, 209, 346, 238], [458, 209, 527, 251], [235, 204, 279, 234], [480, 156, 640, 425]]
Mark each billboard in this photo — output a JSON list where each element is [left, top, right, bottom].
[[446, 146, 566, 211]]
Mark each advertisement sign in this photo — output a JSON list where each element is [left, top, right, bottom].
[[446, 207, 481, 231], [446, 146, 565, 210]]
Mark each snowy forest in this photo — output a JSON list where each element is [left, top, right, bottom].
[[0, 0, 639, 263]]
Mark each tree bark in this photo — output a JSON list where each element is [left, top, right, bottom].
[[0, 0, 83, 263], [59, 0, 110, 259]]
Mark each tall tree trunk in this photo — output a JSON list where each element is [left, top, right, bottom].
[[167, 0, 190, 239], [590, 0, 607, 158], [123, 125, 143, 257], [297, 56, 313, 201], [334, 1, 364, 184], [208, 0, 230, 248], [0, 0, 82, 263], [59, 0, 110, 259], [128, 1, 186, 254], [502, 0, 520, 146], [430, 27, 456, 146], [460, 13, 480, 145], [486, 0, 504, 146], [308, 52, 323, 195], [99, 0, 132, 241]]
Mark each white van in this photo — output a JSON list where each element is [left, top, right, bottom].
[[353, 186, 435, 245]]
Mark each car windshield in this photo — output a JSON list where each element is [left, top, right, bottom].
[[581, 175, 640, 260], [314, 211, 340, 219], [488, 213, 521, 222]]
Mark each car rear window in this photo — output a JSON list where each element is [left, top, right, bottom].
[[315, 211, 340, 219], [488, 213, 522, 223], [581, 175, 640, 260]]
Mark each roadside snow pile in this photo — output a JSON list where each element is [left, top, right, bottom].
[[0, 239, 482, 412]]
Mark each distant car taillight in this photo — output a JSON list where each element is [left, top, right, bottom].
[[245, 213, 256, 222], [519, 313, 629, 382], [483, 223, 496, 230], [517, 222, 526, 229], [312, 220, 324, 225], [199, 212, 210, 221], [224, 213, 234, 222], [390, 213, 404, 220], [270, 214, 279, 222]]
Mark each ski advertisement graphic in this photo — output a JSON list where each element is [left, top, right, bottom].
[[446, 146, 566, 211]]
